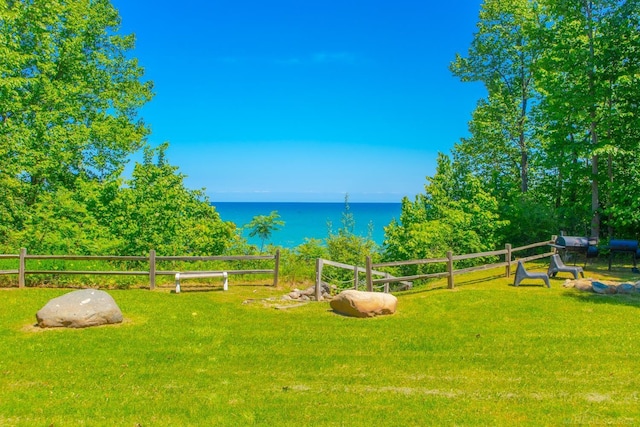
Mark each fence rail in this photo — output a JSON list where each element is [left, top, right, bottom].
[[314, 258, 413, 298], [365, 237, 555, 290], [0, 248, 280, 290], [2, 238, 555, 292]]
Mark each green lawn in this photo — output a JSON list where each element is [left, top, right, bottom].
[[1, 263, 639, 426]]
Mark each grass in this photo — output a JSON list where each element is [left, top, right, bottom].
[[1, 261, 640, 426]]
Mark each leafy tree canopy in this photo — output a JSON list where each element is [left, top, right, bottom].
[[444, 0, 640, 245], [384, 153, 507, 272], [246, 211, 284, 253], [0, 1, 234, 255]]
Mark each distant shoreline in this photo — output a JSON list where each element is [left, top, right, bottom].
[[212, 201, 402, 248], [211, 201, 402, 205]]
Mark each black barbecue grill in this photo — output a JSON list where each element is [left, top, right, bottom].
[[607, 239, 639, 271], [553, 236, 599, 264]]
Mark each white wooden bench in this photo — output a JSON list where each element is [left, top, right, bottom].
[[175, 271, 228, 293]]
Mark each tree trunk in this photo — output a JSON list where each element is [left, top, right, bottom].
[[591, 154, 599, 239], [586, 0, 600, 239], [520, 145, 528, 193]]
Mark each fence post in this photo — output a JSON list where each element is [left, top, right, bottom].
[[149, 249, 156, 290], [505, 243, 512, 278], [273, 249, 280, 287], [353, 266, 359, 290], [447, 251, 454, 289], [366, 256, 373, 292], [19, 247, 26, 288], [315, 258, 322, 300], [384, 273, 390, 293]]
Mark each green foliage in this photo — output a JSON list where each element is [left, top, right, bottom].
[[384, 154, 507, 276], [324, 196, 378, 287], [325, 233, 377, 270], [0, 0, 152, 201], [107, 144, 235, 256], [279, 241, 327, 286], [295, 238, 327, 262], [245, 211, 285, 252], [8, 179, 122, 255], [449, 0, 640, 242], [0, 1, 234, 256], [499, 194, 558, 247], [451, 0, 542, 195], [603, 153, 640, 236], [534, 0, 640, 238]]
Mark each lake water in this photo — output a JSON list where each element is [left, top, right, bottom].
[[213, 202, 402, 248]]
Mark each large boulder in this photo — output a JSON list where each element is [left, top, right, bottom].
[[330, 290, 397, 318], [36, 289, 123, 328]]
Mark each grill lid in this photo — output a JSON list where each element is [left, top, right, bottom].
[[608, 239, 639, 251], [556, 236, 589, 248]]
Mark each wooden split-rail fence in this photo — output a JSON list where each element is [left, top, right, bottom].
[[0, 248, 280, 290], [315, 238, 556, 295], [2, 237, 557, 292]]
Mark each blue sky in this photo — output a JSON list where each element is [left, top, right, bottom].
[[112, 0, 486, 202]]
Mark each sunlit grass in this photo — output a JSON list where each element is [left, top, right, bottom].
[[1, 262, 639, 426]]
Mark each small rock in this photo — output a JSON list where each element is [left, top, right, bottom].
[[564, 278, 594, 292], [574, 280, 594, 292], [592, 281, 612, 294], [617, 283, 636, 294], [301, 287, 315, 296]]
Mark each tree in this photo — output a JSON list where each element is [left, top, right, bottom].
[[245, 211, 285, 252], [384, 153, 507, 275], [108, 144, 235, 256], [451, 0, 542, 195], [0, 0, 152, 247], [0, 1, 236, 256], [451, 0, 640, 241], [8, 178, 122, 254], [536, 0, 640, 238]]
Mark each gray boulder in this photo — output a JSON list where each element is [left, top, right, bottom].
[[36, 289, 123, 328], [617, 283, 636, 294], [592, 281, 613, 294]]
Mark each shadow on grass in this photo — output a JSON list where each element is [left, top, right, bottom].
[[509, 283, 549, 288], [393, 282, 449, 297], [562, 289, 640, 308], [168, 287, 226, 294], [584, 268, 639, 280], [381, 259, 640, 298], [455, 274, 506, 287]]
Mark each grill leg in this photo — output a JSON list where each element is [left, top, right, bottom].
[[608, 253, 612, 271]]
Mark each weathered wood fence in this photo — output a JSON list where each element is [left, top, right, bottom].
[[314, 258, 414, 299], [0, 248, 280, 290], [363, 237, 555, 291], [1, 237, 555, 292]]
